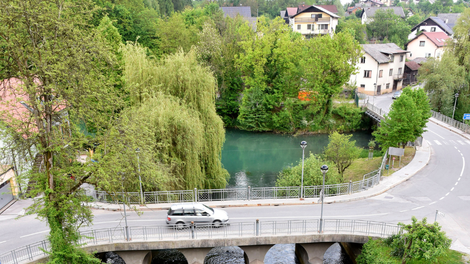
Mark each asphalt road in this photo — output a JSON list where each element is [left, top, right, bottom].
[[1, 92, 470, 255]]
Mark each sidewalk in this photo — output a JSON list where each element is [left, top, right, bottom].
[[89, 139, 432, 212]]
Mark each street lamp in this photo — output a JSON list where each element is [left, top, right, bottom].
[[119, 173, 130, 241], [373, 83, 376, 105], [452, 93, 459, 119], [300, 141, 307, 199], [319, 164, 328, 233], [136, 148, 144, 205]]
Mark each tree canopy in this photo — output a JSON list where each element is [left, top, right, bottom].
[[324, 132, 361, 178]]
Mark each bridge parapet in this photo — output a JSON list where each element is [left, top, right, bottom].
[[364, 102, 387, 122], [1, 219, 402, 264]]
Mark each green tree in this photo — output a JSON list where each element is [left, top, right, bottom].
[[418, 55, 466, 115], [324, 132, 361, 178], [336, 16, 367, 44], [367, 9, 411, 48], [276, 154, 341, 187], [399, 217, 452, 263], [155, 12, 200, 56], [373, 88, 429, 150], [0, 0, 122, 262]]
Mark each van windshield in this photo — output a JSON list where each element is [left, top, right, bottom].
[[202, 204, 214, 213]]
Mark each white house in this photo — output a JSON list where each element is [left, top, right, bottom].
[[350, 43, 408, 95], [406, 32, 449, 60], [281, 5, 339, 37], [408, 17, 453, 40], [361, 6, 405, 24]]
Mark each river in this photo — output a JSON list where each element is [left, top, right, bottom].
[[222, 129, 373, 188]]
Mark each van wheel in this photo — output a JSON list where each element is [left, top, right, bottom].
[[176, 222, 185, 230], [213, 220, 222, 228]]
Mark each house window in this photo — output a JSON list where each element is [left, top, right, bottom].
[[425, 53, 431, 58], [377, 85, 381, 92], [307, 24, 311, 30], [398, 68, 402, 74], [419, 41, 425, 47], [400, 55, 404, 62], [364, 70, 372, 78], [431, 27, 436, 32], [361, 56, 366, 63], [379, 70, 383, 78], [386, 83, 390, 89], [297, 25, 301, 30], [360, 84, 365, 88], [409, 53, 412, 57], [390, 55, 394, 62], [311, 14, 322, 18], [320, 24, 328, 30], [389, 69, 393, 76]]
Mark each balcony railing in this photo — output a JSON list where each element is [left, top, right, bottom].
[[294, 17, 330, 23], [393, 74, 403, 80]]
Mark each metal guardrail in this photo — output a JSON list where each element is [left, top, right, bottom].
[[89, 157, 387, 205], [431, 110, 470, 133], [0, 219, 402, 264]]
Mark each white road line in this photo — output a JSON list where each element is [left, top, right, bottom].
[[400, 210, 408, 213], [456, 182, 459, 186], [451, 187, 455, 191], [427, 140, 432, 146], [459, 177, 461, 181], [440, 197, 445, 200], [434, 140, 442, 145], [412, 206, 424, 211], [445, 192, 450, 196], [461, 157, 466, 177], [466, 140, 470, 145], [429, 130, 445, 139], [458, 140, 466, 145], [20, 230, 49, 238], [0, 241, 6, 244], [429, 202, 436, 205]]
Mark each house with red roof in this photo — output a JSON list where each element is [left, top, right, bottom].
[[406, 32, 449, 61], [280, 5, 340, 38]]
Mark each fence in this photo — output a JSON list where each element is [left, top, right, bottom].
[[89, 151, 387, 205], [0, 219, 402, 264], [431, 110, 470, 133]]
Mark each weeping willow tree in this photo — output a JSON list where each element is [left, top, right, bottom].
[[121, 43, 228, 189], [96, 93, 206, 191]]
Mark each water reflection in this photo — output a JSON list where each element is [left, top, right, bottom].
[[222, 129, 373, 188]]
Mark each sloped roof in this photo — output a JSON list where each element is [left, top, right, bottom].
[[286, 7, 298, 17], [362, 43, 408, 64], [411, 17, 453, 35], [298, 4, 310, 12], [220, 6, 252, 18], [422, 32, 449, 47], [292, 5, 340, 18], [363, 7, 405, 18], [413, 57, 427, 64], [405, 61, 420, 71], [317, 5, 338, 14], [437, 13, 461, 29]]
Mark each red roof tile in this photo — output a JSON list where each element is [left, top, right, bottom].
[[405, 61, 420, 71], [286, 7, 298, 17], [317, 5, 338, 14], [422, 32, 450, 47]]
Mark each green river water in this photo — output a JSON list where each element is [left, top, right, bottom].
[[221, 129, 373, 188]]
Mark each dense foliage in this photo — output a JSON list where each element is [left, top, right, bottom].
[[324, 132, 362, 178], [357, 217, 453, 264], [366, 9, 411, 49], [373, 88, 431, 150]]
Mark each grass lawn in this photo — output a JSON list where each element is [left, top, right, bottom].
[[343, 146, 416, 182]]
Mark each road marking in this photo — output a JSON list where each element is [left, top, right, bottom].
[[429, 130, 445, 139], [399, 210, 408, 213], [456, 182, 459, 186], [459, 177, 461, 181], [429, 202, 436, 205], [460, 157, 465, 177], [0, 241, 6, 244], [20, 230, 49, 238], [433, 140, 442, 145], [458, 140, 466, 145], [412, 206, 424, 210], [445, 192, 450, 196], [440, 197, 445, 200], [451, 187, 455, 191], [443, 141, 449, 145], [466, 140, 470, 145]]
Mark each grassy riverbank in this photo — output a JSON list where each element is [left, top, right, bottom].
[[344, 146, 416, 182]]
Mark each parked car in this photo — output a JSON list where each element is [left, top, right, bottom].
[[392, 91, 402, 99], [166, 203, 229, 229]]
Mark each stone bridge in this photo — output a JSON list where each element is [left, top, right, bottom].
[[32, 234, 370, 264]]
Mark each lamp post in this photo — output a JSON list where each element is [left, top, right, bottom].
[[320, 164, 328, 233], [373, 83, 376, 105], [120, 173, 130, 241], [136, 148, 144, 205], [300, 141, 307, 199], [452, 93, 459, 119]]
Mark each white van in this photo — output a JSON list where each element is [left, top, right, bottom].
[[166, 203, 229, 229]]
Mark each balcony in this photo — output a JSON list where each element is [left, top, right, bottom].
[[294, 17, 330, 23], [393, 74, 404, 80]]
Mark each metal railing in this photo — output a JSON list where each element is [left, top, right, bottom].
[[0, 219, 402, 264], [89, 153, 387, 205], [431, 110, 470, 133]]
